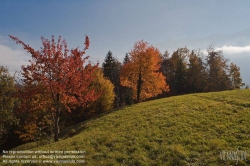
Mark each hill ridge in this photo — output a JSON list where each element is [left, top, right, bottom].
[[7, 89, 250, 165]]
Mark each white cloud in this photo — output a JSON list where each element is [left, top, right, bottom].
[[217, 45, 250, 55], [0, 43, 30, 76]]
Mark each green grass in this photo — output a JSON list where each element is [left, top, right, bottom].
[[3, 89, 250, 165]]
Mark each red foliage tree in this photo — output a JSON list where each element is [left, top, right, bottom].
[[10, 35, 100, 142]]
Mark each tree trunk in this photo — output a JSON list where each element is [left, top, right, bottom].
[[137, 71, 142, 103], [54, 112, 60, 142], [54, 94, 60, 142]]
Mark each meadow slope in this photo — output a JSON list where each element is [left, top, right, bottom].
[[6, 89, 250, 165]]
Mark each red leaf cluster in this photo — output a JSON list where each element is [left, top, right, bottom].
[[10, 35, 100, 141]]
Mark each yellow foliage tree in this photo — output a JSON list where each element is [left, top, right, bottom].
[[61, 68, 115, 124], [120, 41, 169, 102], [88, 68, 115, 114]]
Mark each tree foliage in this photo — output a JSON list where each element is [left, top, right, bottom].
[[0, 66, 18, 145], [160, 48, 189, 95], [14, 84, 52, 142], [85, 68, 115, 114], [120, 40, 169, 102], [206, 46, 231, 91], [123, 53, 130, 65], [102, 51, 121, 107], [60, 68, 115, 126], [120, 54, 133, 105], [229, 62, 242, 89], [160, 45, 241, 95], [170, 48, 189, 94], [9, 35, 100, 142], [186, 50, 207, 93]]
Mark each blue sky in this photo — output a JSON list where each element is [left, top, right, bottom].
[[0, 1, 250, 84]]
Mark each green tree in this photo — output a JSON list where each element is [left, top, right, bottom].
[[123, 53, 130, 64], [186, 50, 207, 93], [0, 66, 18, 145], [162, 48, 188, 95], [102, 51, 121, 107], [206, 46, 231, 91]]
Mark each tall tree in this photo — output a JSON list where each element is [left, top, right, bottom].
[[91, 68, 115, 113], [120, 40, 169, 102], [0, 66, 18, 145], [229, 62, 242, 89], [102, 51, 117, 81], [161, 48, 188, 95], [82, 68, 115, 116], [206, 46, 231, 91], [9, 35, 100, 142], [186, 50, 207, 93], [173, 48, 188, 94], [102, 51, 121, 108]]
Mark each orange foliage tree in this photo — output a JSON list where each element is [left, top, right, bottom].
[[120, 40, 169, 102], [9, 35, 100, 142]]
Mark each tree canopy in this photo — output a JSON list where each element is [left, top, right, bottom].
[[0, 66, 18, 145], [9, 35, 100, 142], [120, 40, 169, 102]]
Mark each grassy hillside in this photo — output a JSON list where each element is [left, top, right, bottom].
[[4, 89, 250, 165]]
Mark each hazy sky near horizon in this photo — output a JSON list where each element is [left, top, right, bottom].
[[0, 1, 250, 83]]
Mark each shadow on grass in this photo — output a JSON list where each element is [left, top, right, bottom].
[[58, 105, 132, 140]]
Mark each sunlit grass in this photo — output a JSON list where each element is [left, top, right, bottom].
[[5, 89, 250, 165]]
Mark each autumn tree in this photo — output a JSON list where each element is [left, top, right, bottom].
[[86, 68, 115, 114], [229, 62, 242, 89], [71, 68, 115, 120], [120, 40, 169, 102], [14, 84, 52, 143], [0, 66, 18, 145], [120, 54, 133, 105], [9, 35, 100, 142]]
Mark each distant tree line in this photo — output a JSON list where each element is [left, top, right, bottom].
[[159, 45, 242, 96], [103, 45, 242, 107]]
